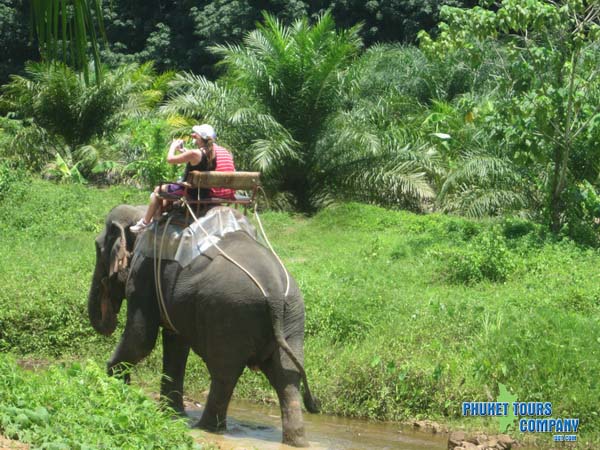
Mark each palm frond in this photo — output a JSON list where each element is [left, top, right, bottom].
[[439, 155, 521, 198], [31, 0, 105, 83], [250, 137, 300, 172], [328, 158, 435, 208], [441, 185, 529, 218]]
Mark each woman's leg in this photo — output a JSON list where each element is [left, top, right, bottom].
[[142, 186, 162, 223], [133, 184, 183, 233]]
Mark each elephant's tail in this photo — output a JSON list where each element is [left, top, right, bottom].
[[269, 299, 320, 414]]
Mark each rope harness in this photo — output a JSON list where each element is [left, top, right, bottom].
[[153, 215, 178, 333], [253, 187, 290, 297], [181, 199, 268, 297], [151, 194, 291, 334]]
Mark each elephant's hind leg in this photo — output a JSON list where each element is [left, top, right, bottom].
[[195, 368, 243, 432], [260, 350, 309, 448]]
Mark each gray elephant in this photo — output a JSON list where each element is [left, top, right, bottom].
[[87, 204, 318, 447]]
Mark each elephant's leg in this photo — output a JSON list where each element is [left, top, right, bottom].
[[260, 349, 309, 448], [107, 307, 159, 383], [196, 370, 242, 432], [161, 328, 190, 415]]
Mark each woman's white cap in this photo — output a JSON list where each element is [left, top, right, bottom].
[[192, 124, 217, 140]]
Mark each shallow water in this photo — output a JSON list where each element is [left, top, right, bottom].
[[187, 397, 448, 450]]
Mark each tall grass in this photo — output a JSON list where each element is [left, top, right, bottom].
[[233, 204, 600, 444], [1, 179, 599, 446]]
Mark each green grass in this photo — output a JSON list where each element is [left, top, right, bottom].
[[238, 204, 600, 446], [1, 179, 600, 448], [0, 355, 198, 449]]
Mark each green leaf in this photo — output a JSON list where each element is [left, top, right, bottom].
[[370, 355, 381, 367]]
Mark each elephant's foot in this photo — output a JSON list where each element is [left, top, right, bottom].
[[283, 427, 309, 448], [160, 402, 187, 419], [159, 394, 186, 417], [194, 415, 227, 432]]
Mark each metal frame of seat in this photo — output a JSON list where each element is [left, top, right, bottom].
[[157, 171, 261, 221]]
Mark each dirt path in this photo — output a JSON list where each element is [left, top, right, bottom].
[[0, 436, 29, 450]]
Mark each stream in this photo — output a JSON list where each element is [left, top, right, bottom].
[[187, 397, 448, 450]]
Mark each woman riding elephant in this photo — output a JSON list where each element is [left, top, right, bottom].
[[88, 204, 319, 447], [131, 124, 236, 233]]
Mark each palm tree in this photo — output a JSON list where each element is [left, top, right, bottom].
[[163, 13, 439, 213], [218, 12, 362, 212], [1, 62, 163, 176], [351, 43, 535, 218], [437, 149, 531, 218]]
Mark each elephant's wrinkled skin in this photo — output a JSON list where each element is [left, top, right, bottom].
[[88, 205, 318, 447]]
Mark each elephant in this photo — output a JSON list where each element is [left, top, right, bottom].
[[87, 204, 319, 447]]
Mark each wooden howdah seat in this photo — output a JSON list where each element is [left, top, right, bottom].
[[157, 171, 261, 219]]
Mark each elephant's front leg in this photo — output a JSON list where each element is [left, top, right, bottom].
[[107, 306, 159, 383], [161, 329, 190, 415]]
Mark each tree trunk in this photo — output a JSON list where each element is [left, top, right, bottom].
[[549, 144, 565, 234]]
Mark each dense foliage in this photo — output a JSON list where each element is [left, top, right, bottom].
[[162, 13, 438, 212], [1, 1, 599, 239], [0, 355, 199, 449], [0, 181, 599, 446], [420, 0, 600, 237], [0, 0, 38, 84], [1, 61, 176, 184], [1, 0, 477, 83]]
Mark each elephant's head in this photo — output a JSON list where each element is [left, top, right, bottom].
[[88, 206, 143, 336]]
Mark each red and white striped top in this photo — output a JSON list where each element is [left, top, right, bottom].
[[211, 144, 236, 199]]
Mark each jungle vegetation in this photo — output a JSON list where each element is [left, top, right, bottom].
[[1, 180, 600, 447], [2, 0, 598, 234], [1, 0, 600, 447]]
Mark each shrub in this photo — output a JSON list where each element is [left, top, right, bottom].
[[121, 117, 179, 188], [443, 217, 482, 240], [558, 181, 600, 248], [445, 231, 515, 284], [501, 217, 537, 239], [0, 160, 28, 202], [0, 356, 199, 449]]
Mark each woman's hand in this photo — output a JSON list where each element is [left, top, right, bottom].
[[172, 139, 186, 153]]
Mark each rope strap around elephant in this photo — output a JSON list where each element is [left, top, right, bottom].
[[181, 199, 268, 297], [153, 215, 179, 333], [253, 187, 290, 297]]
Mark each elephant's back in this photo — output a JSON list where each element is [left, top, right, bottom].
[[196, 231, 292, 299], [164, 230, 303, 363]]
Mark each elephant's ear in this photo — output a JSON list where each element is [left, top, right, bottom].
[[108, 221, 129, 277]]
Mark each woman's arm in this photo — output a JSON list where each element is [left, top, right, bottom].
[[166, 140, 203, 165]]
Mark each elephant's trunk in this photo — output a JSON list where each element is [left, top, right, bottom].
[[88, 266, 118, 336]]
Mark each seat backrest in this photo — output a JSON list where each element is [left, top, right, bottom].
[[186, 171, 261, 190]]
